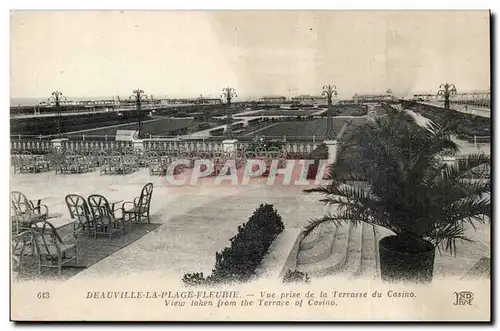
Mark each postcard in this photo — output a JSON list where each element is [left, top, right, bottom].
[[10, 10, 491, 321]]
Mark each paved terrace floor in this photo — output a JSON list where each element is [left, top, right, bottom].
[[11, 163, 490, 283]]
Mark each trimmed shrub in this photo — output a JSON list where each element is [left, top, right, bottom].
[[183, 204, 285, 286], [283, 270, 311, 284]]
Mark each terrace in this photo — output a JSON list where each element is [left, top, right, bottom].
[[10, 105, 490, 284], [10, 146, 489, 283]]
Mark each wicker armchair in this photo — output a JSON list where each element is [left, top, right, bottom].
[[122, 183, 153, 224], [30, 220, 78, 275]]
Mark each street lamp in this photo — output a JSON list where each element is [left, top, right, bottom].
[[221, 87, 237, 138], [437, 83, 457, 111], [48, 91, 67, 137], [130, 89, 149, 139], [322, 84, 337, 140]]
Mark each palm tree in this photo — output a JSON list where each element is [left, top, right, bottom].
[[304, 105, 490, 282]]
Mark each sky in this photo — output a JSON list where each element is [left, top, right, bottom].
[[10, 10, 491, 101]]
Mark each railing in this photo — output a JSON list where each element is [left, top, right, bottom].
[[417, 100, 491, 113], [10, 137, 321, 159], [11, 140, 53, 153], [471, 136, 491, 144], [143, 139, 223, 153], [10, 134, 322, 141], [61, 140, 134, 152]]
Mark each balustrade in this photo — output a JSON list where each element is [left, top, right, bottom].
[[11, 137, 323, 178]]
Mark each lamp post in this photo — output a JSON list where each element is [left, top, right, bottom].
[[130, 89, 148, 139], [322, 84, 337, 140], [221, 87, 237, 138], [48, 91, 67, 137], [437, 83, 457, 111]]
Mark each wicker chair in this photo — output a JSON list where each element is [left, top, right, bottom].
[[30, 220, 78, 275], [65, 194, 97, 238], [11, 230, 34, 277], [11, 191, 49, 225], [87, 194, 129, 237], [122, 183, 154, 224]]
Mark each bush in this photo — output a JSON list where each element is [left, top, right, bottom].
[[283, 270, 311, 284], [183, 204, 285, 286]]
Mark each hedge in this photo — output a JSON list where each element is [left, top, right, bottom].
[[183, 204, 285, 286], [401, 101, 490, 139]]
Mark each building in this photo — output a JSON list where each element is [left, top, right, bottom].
[[353, 92, 394, 104], [291, 95, 327, 106], [449, 91, 490, 102], [197, 97, 222, 105], [412, 90, 490, 108], [162, 97, 222, 105], [259, 96, 287, 104], [338, 99, 356, 105], [412, 94, 437, 102]]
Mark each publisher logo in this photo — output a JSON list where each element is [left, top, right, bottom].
[[453, 291, 474, 306]]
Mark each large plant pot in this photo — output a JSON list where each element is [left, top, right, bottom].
[[379, 235, 435, 283]]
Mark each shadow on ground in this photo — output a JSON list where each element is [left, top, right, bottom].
[[14, 223, 162, 282]]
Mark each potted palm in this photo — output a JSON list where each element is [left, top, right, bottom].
[[304, 106, 490, 282]]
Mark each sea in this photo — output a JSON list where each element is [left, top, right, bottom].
[[10, 96, 120, 107]]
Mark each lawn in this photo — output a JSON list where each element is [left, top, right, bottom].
[[315, 105, 368, 117], [68, 118, 202, 138], [243, 109, 319, 117], [246, 118, 366, 139]]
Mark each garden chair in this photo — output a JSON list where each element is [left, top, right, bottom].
[[134, 147, 148, 167], [54, 149, 68, 174], [11, 191, 49, 224], [99, 153, 114, 175], [65, 194, 97, 238], [87, 194, 128, 237], [30, 220, 78, 275], [95, 150, 108, 168], [17, 152, 35, 174], [108, 152, 123, 175], [267, 146, 286, 168], [11, 230, 34, 278], [108, 151, 129, 175], [122, 183, 154, 224], [11, 152, 22, 174], [80, 151, 96, 172], [147, 152, 163, 176], [12, 213, 32, 236], [55, 150, 87, 174], [33, 155, 51, 173], [121, 154, 136, 174], [70, 153, 90, 174]]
